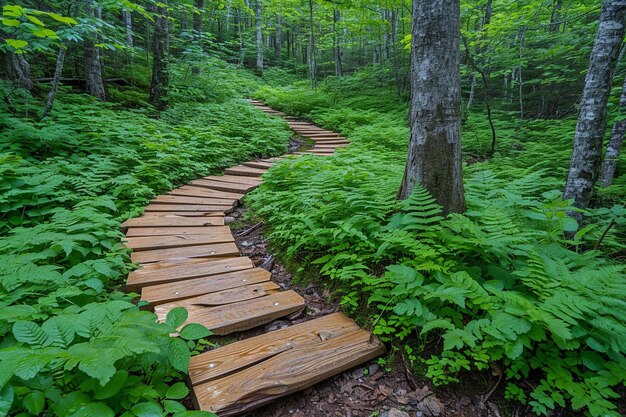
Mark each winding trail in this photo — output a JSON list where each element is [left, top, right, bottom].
[[122, 100, 384, 416]]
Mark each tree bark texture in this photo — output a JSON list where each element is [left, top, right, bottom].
[[564, 0, 626, 209], [275, 14, 283, 62], [150, 2, 169, 111], [122, 10, 133, 47], [398, 0, 466, 214], [255, 0, 263, 70], [333, 9, 343, 76], [42, 46, 67, 119], [308, 0, 317, 88], [600, 74, 626, 187], [84, 0, 106, 100]]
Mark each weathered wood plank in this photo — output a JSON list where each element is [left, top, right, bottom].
[[141, 267, 272, 305], [122, 215, 224, 228], [203, 175, 263, 186], [156, 282, 279, 311], [169, 186, 245, 200], [243, 161, 274, 169], [223, 166, 268, 177], [144, 203, 233, 212], [127, 257, 254, 291], [130, 242, 240, 264], [189, 313, 360, 385], [190, 179, 256, 193], [191, 329, 385, 416], [155, 290, 305, 335], [125, 231, 235, 251], [152, 195, 238, 206], [126, 226, 232, 237]]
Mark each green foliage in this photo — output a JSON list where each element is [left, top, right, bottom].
[[248, 74, 626, 417], [0, 59, 287, 416]]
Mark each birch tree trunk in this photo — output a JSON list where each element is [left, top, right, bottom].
[[275, 14, 283, 62], [333, 9, 343, 76], [150, 1, 169, 110], [564, 0, 626, 210], [7, 53, 33, 90], [42, 46, 67, 119], [308, 0, 317, 89], [255, 0, 263, 71], [122, 10, 133, 47], [600, 74, 626, 187], [398, 0, 466, 214], [84, 0, 106, 101]]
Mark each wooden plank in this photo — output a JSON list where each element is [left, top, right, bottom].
[[126, 226, 232, 237], [169, 186, 245, 200], [122, 215, 224, 228], [141, 267, 272, 305], [203, 175, 264, 186], [190, 179, 255, 193], [140, 211, 225, 218], [243, 161, 274, 169], [125, 231, 235, 251], [310, 148, 338, 153], [127, 257, 255, 291], [189, 313, 360, 385], [155, 282, 280, 311], [152, 195, 238, 206], [145, 203, 233, 212], [224, 166, 268, 177], [130, 242, 240, 264], [191, 329, 385, 416], [155, 290, 305, 335]]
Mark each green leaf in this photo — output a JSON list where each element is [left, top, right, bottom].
[[94, 370, 128, 400], [25, 14, 45, 26], [32, 27, 57, 38], [166, 382, 189, 400], [42, 316, 75, 348], [179, 323, 211, 341], [48, 12, 77, 25], [166, 307, 188, 328], [163, 400, 186, 414], [69, 402, 114, 417], [22, 391, 45, 415], [13, 321, 51, 347], [1, 18, 19, 27], [167, 338, 190, 373], [131, 401, 163, 417], [5, 38, 28, 50], [0, 384, 14, 417]]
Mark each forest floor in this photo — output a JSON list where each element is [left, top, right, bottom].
[[227, 204, 513, 417]]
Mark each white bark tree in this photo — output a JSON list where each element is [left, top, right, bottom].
[[563, 0, 626, 211], [600, 74, 626, 187]]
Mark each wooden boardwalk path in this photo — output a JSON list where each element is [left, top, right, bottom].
[[123, 100, 384, 416]]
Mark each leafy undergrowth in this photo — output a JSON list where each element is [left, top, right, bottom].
[[0, 59, 291, 416], [247, 70, 626, 417]]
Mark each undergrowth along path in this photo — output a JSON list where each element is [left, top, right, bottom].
[[122, 100, 385, 416]]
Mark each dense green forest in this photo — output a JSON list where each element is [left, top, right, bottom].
[[0, 0, 625, 416]]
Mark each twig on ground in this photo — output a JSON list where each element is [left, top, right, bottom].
[[236, 222, 263, 237]]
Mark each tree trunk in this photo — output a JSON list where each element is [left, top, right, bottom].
[[122, 10, 133, 47], [150, 1, 169, 111], [308, 0, 317, 89], [398, 0, 466, 214], [564, 0, 626, 211], [518, 27, 525, 119], [550, 0, 563, 32], [600, 74, 626, 187], [237, 9, 245, 66], [255, 0, 263, 71], [7, 53, 33, 90], [42, 47, 67, 119], [275, 14, 282, 62], [193, 0, 203, 36], [84, 0, 106, 101], [333, 9, 343, 76]]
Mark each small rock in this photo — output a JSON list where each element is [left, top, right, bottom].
[[240, 240, 251, 247], [224, 216, 236, 223], [264, 320, 289, 332], [368, 363, 380, 375], [380, 408, 411, 417], [417, 396, 444, 417]]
